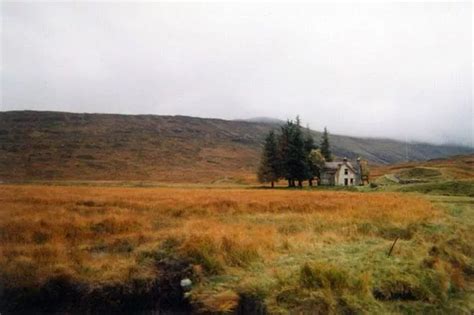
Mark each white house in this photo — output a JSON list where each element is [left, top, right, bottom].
[[320, 157, 367, 186]]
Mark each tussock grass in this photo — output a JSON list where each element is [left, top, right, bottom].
[[0, 185, 472, 313]]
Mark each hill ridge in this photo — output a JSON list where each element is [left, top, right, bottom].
[[0, 110, 472, 183]]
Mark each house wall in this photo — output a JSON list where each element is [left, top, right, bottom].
[[335, 164, 357, 186], [320, 172, 335, 185]]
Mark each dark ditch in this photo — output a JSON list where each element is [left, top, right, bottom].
[[0, 258, 193, 314], [0, 257, 267, 315]]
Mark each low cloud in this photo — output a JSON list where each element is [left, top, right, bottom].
[[1, 2, 472, 146]]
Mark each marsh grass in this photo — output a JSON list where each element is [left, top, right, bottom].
[[0, 185, 472, 313]]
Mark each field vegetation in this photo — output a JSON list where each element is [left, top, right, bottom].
[[1, 184, 473, 313]]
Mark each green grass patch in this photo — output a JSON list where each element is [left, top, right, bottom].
[[397, 167, 441, 179], [396, 180, 474, 197]]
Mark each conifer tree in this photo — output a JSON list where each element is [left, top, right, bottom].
[[320, 127, 333, 162], [304, 129, 316, 156], [304, 127, 317, 186], [257, 130, 279, 188], [277, 120, 296, 187], [258, 116, 316, 188], [279, 117, 309, 187], [291, 117, 310, 186], [309, 149, 325, 185]]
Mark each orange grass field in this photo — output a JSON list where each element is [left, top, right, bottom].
[[1, 184, 472, 313]]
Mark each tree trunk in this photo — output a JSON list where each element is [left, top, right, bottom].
[[298, 180, 302, 187], [309, 179, 313, 187], [288, 179, 291, 187], [271, 181, 274, 188]]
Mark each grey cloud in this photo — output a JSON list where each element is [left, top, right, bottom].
[[1, 2, 472, 146]]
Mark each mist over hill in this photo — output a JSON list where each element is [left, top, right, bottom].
[[0, 111, 471, 182], [236, 117, 286, 124]]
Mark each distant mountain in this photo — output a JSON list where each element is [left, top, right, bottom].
[[0, 111, 471, 183]]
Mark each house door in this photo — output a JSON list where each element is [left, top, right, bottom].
[[344, 178, 348, 186]]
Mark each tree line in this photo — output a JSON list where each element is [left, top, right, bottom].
[[257, 117, 332, 188]]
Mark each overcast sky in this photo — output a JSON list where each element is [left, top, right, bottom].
[[1, 2, 472, 146]]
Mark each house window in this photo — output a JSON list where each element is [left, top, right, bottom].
[[344, 168, 348, 175]]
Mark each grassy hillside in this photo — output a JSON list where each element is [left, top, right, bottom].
[[371, 154, 474, 197], [372, 154, 474, 181], [0, 111, 471, 182]]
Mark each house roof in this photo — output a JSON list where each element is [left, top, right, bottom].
[[324, 162, 342, 169], [323, 161, 359, 174]]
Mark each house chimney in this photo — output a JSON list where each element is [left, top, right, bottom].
[[356, 157, 363, 185], [343, 157, 348, 162]]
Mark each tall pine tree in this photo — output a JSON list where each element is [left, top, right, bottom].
[[258, 116, 319, 188], [278, 120, 296, 187], [304, 126, 317, 186], [278, 117, 309, 187], [308, 149, 325, 185], [289, 117, 309, 187], [257, 131, 279, 188], [320, 127, 332, 162]]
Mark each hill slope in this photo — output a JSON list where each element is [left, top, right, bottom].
[[0, 111, 471, 182], [371, 154, 474, 197], [372, 154, 474, 181]]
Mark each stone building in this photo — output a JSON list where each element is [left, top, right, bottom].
[[320, 157, 369, 186]]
